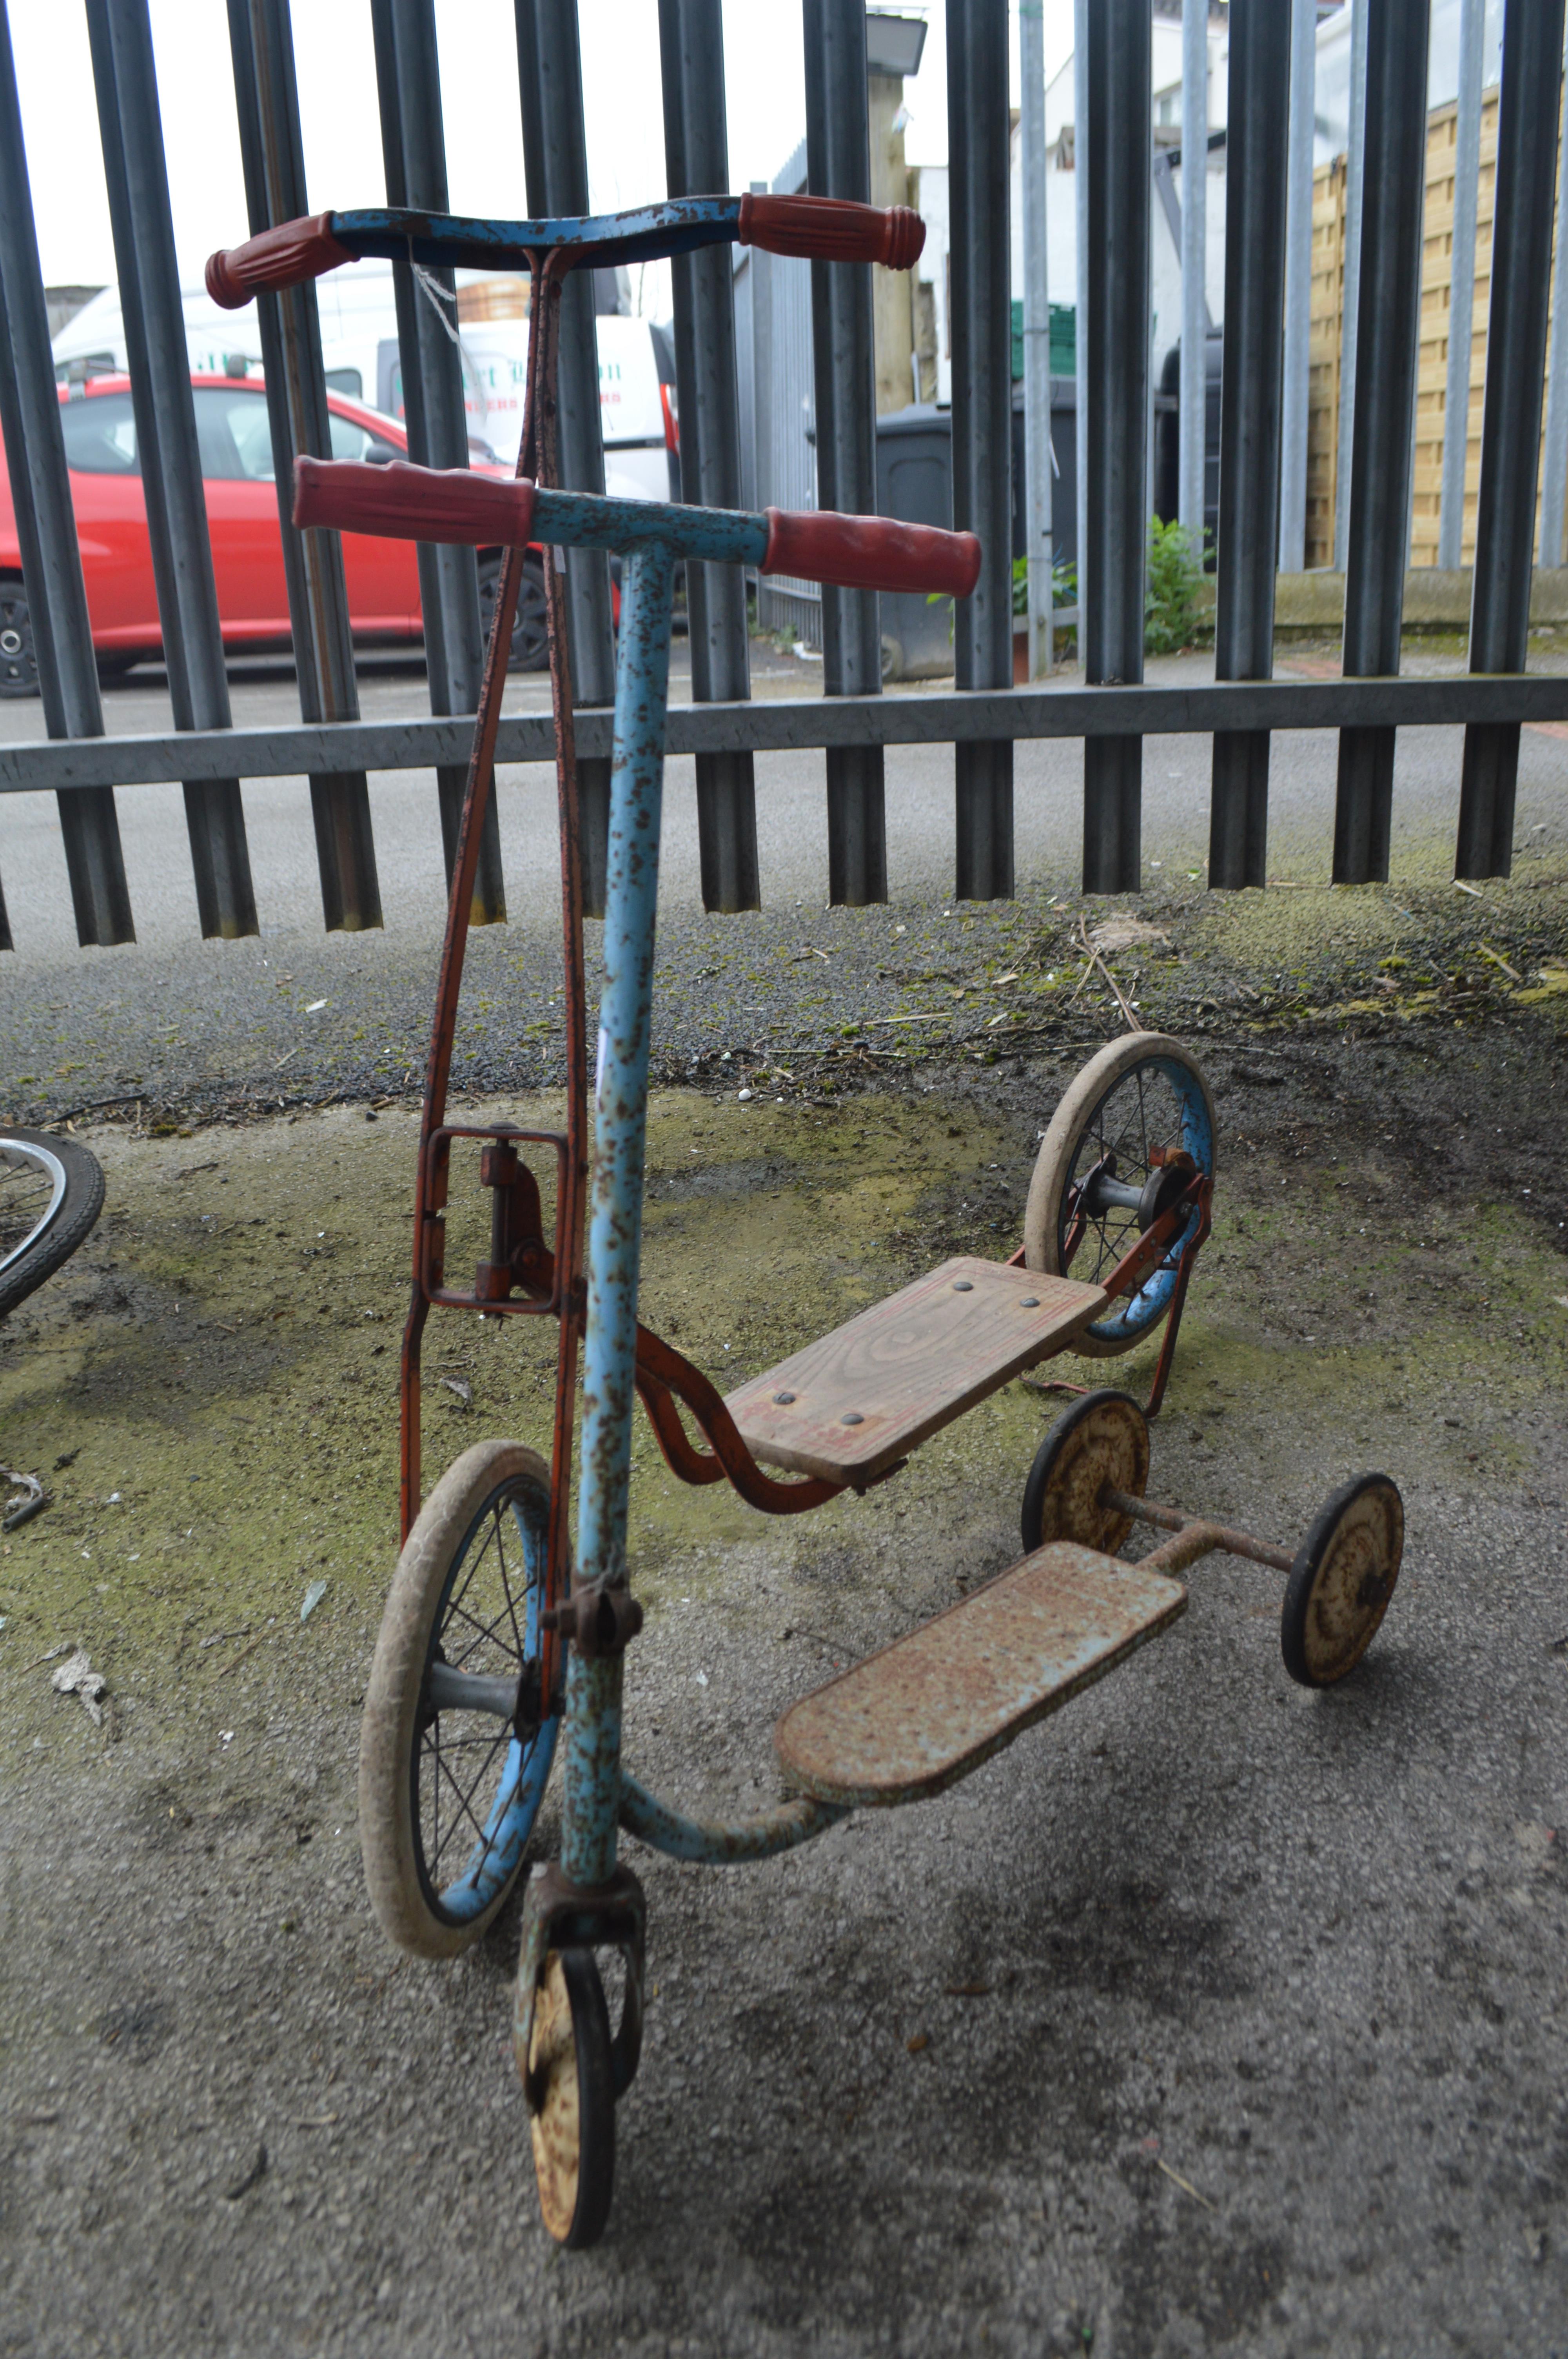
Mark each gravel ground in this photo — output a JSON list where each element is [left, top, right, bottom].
[[2, 1012, 1567, 2356]]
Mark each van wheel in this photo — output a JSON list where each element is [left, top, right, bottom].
[[0, 583, 38, 698], [479, 555, 549, 674]]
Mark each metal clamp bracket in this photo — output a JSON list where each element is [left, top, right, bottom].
[[513, 1861, 646, 2111], [542, 1582, 644, 1660]]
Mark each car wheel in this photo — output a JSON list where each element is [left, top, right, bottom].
[[0, 581, 39, 698], [479, 554, 550, 674]]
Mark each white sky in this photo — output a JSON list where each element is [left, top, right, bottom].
[[16, 1, 1074, 304]]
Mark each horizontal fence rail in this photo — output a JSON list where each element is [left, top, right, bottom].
[[0, 0, 1564, 952], [5, 674, 1568, 795]]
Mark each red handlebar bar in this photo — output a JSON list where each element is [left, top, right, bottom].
[[293, 456, 539, 547], [207, 194, 926, 312], [293, 456, 978, 600], [763, 507, 979, 599], [737, 193, 925, 270], [206, 213, 352, 309]]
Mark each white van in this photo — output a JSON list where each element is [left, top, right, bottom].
[[53, 269, 679, 500]]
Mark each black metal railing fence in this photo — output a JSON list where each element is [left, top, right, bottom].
[[0, 0, 1564, 956]]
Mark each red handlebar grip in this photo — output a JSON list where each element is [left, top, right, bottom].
[[763, 507, 980, 599], [205, 213, 355, 309], [293, 457, 538, 548], [737, 192, 924, 271]]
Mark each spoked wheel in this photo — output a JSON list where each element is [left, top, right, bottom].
[[528, 1948, 616, 2248], [359, 1440, 561, 1959], [1024, 1032, 1215, 1358], [1022, 1388, 1150, 1554], [0, 1130, 106, 1318], [1281, 1474, 1403, 1688], [479, 554, 549, 672]]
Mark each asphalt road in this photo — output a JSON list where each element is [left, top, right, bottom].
[[2, 644, 1566, 963], [4, 640, 1566, 1145]]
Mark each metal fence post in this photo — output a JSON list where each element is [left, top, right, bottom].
[[227, 0, 381, 934], [1457, 0, 1568, 878], [516, 0, 616, 919], [1439, 0, 1485, 570], [750, 215, 777, 538], [804, 0, 886, 905], [1178, 0, 1207, 546], [1278, 0, 1316, 573], [1535, 11, 1568, 567], [1020, 0, 1053, 682], [658, 0, 760, 914], [1209, 0, 1291, 891], [947, 0, 1013, 901], [85, 0, 256, 940], [369, 0, 505, 925], [1332, 0, 1431, 886], [1073, 0, 1089, 619], [1333, 0, 1369, 574], [1082, 0, 1149, 895], [0, 6, 132, 949]]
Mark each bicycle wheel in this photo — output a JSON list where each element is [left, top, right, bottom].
[[0, 1130, 106, 1318], [1023, 1034, 1215, 1358], [359, 1439, 562, 1960]]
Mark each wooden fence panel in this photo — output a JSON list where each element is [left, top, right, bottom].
[[1308, 84, 1566, 576]]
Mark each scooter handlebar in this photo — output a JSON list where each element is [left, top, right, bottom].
[[208, 193, 925, 309], [292, 458, 980, 600], [737, 193, 924, 270], [293, 456, 538, 546], [206, 213, 354, 309], [763, 507, 979, 598]]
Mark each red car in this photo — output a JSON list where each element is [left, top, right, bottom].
[[0, 372, 548, 696]]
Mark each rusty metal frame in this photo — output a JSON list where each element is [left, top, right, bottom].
[[416, 1124, 568, 1314]]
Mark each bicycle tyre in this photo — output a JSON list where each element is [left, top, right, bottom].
[[0, 1130, 106, 1318], [359, 1439, 562, 1960]]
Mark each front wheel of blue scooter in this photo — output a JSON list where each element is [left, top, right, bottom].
[[359, 1441, 562, 1959]]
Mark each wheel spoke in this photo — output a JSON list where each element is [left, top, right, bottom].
[[430, 1730, 510, 1860], [446, 1505, 503, 1624], [443, 1595, 526, 1667], [407, 1472, 555, 1910], [493, 1512, 529, 1665], [1052, 1052, 1207, 1330]]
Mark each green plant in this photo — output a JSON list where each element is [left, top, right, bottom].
[[1012, 553, 1079, 618], [1144, 517, 1206, 654]]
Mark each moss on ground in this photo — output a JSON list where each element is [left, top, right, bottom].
[[3, 1067, 1564, 1779]]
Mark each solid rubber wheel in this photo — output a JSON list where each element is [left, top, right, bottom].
[[529, 1948, 616, 2249], [479, 554, 549, 672], [0, 1130, 106, 1318], [1281, 1473, 1403, 1688], [1024, 1032, 1216, 1357], [359, 1440, 561, 1960], [1021, 1389, 1150, 1555]]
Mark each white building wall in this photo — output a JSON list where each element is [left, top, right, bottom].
[[912, 162, 951, 408], [1016, 16, 1227, 363]]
